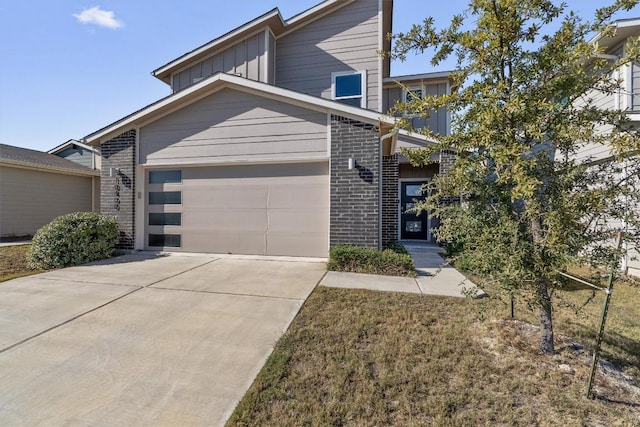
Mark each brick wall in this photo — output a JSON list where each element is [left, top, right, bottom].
[[381, 154, 399, 247], [439, 149, 457, 175], [330, 115, 380, 248], [100, 130, 136, 250]]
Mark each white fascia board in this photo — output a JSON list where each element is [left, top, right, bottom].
[[384, 71, 455, 83], [86, 73, 396, 144]]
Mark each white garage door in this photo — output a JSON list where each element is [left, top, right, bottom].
[[145, 162, 329, 258]]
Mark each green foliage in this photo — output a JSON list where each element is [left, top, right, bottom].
[[383, 241, 410, 255], [27, 212, 119, 270], [390, 0, 640, 353], [327, 245, 415, 277]]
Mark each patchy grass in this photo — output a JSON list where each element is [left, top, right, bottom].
[[0, 245, 43, 282], [228, 286, 639, 427]]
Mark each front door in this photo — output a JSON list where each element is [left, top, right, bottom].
[[400, 181, 429, 240]]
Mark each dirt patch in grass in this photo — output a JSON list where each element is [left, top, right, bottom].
[[228, 287, 639, 427], [0, 245, 42, 282]]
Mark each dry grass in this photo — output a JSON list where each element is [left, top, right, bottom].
[[228, 286, 640, 427], [0, 245, 42, 282]]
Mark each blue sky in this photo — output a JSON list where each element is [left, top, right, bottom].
[[1, 1, 638, 152]]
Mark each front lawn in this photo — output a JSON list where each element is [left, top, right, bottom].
[[228, 284, 639, 426], [0, 245, 42, 282]]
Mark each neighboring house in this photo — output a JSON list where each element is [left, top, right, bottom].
[[49, 139, 101, 171], [576, 18, 640, 277], [82, 0, 453, 257], [0, 144, 100, 238]]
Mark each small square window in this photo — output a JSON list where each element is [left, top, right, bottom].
[[405, 88, 422, 102], [332, 71, 365, 108]]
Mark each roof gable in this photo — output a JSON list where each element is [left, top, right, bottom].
[[152, 0, 389, 84], [84, 72, 397, 145], [0, 144, 99, 176]]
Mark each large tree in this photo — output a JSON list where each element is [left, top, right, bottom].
[[390, 0, 640, 354]]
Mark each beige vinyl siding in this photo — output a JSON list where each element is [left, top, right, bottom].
[[275, 0, 379, 110], [140, 88, 328, 165], [628, 246, 640, 277], [172, 32, 268, 92], [573, 88, 616, 162], [0, 166, 93, 237]]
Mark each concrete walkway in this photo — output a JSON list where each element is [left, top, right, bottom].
[[321, 242, 484, 298], [0, 252, 326, 426]]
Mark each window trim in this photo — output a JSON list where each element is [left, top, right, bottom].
[[331, 70, 367, 108]]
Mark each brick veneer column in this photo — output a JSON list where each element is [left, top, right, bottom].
[[381, 154, 399, 247], [100, 129, 136, 250], [330, 115, 380, 248]]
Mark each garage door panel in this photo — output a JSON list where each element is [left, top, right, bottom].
[[267, 209, 328, 232], [184, 209, 267, 232], [146, 163, 328, 257], [267, 232, 327, 257], [185, 231, 266, 255], [267, 183, 329, 209], [185, 186, 267, 209]]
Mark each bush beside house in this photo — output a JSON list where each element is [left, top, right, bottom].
[[327, 244, 415, 277], [27, 212, 119, 270]]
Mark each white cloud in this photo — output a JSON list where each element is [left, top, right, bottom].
[[73, 6, 123, 30]]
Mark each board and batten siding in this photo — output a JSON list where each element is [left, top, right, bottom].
[[631, 61, 640, 111], [140, 88, 328, 165], [172, 31, 268, 92], [0, 166, 93, 237], [56, 146, 94, 168], [383, 84, 449, 135], [275, 0, 379, 110]]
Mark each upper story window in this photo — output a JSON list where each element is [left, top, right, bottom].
[[332, 71, 366, 108], [405, 87, 423, 103]]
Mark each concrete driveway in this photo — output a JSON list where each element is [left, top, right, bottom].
[[0, 252, 326, 426]]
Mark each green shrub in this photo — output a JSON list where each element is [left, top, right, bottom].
[[27, 212, 119, 270], [383, 241, 410, 255], [327, 245, 415, 277]]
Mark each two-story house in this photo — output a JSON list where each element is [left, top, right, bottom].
[[576, 18, 640, 277], [83, 0, 453, 258]]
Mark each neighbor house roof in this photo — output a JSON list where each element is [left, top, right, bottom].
[[152, 0, 392, 83], [590, 17, 640, 52], [0, 144, 100, 177], [48, 139, 97, 155]]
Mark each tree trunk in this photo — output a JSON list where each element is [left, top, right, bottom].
[[529, 214, 555, 355], [536, 277, 554, 354]]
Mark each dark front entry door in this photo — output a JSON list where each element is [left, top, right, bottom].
[[400, 181, 429, 240]]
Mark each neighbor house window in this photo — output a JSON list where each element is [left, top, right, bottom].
[[149, 170, 182, 184], [332, 71, 366, 108]]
